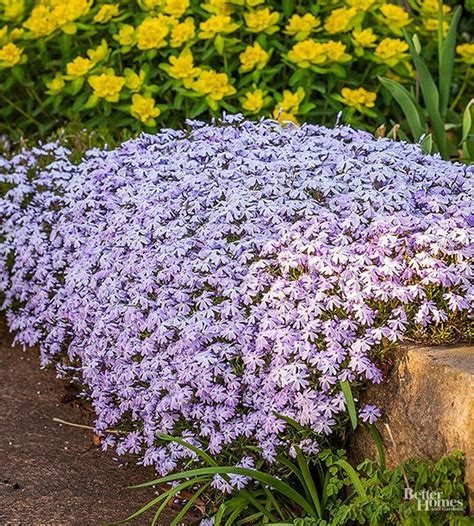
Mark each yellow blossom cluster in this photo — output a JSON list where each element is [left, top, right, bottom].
[[0, 0, 469, 135], [340, 87, 377, 112], [288, 39, 351, 68]]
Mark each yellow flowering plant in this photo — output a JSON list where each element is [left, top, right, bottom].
[[0, 0, 470, 140]]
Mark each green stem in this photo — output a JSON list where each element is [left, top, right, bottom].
[[0, 93, 42, 127], [437, 0, 444, 67], [449, 66, 472, 111]]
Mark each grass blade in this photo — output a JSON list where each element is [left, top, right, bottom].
[[368, 424, 386, 468], [439, 6, 461, 117], [404, 31, 447, 157], [171, 481, 211, 526], [340, 380, 358, 430], [224, 503, 249, 526], [295, 447, 322, 518], [379, 77, 425, 141], [335, 459, 368, 501], [157, 433, 218, 467], [274, 411, 305, 433], [240, 489, 279, 523], [132, 466, 316, 517], [111, 476, 208, 525]]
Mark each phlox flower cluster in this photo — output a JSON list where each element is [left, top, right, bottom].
[[0, 116, 472, 475]]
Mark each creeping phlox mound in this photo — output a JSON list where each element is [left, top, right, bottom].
[[0, 116, 472, 474]]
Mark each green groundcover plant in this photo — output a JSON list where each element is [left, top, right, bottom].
[[119, 423, 471, 525], [0, 0, 472, 144]]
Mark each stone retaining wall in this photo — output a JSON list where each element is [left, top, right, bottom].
[[351, 343, 474, 513]]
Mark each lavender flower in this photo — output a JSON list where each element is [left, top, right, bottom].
[[358, 404, 382, 424], [0, 115, 472, 471]]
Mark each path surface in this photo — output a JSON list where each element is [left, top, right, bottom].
[[0, 320, 177, 526]]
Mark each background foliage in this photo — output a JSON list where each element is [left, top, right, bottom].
[[0, 0, 472, 153]]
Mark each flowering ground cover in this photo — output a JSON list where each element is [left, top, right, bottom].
[[0, 116, 472, 483]]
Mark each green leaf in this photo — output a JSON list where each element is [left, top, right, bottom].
[[461, 99, 474, 144], [214, 34, 225, 55], [84, 94, 99, 109], [282, 0, 293, 17], [461, 99, 474, 161], [170, 482, 210, 526], [132, 466, 316, 517], [108, 477, 208, 525], [340, 380, 358, 430], [295, 447, 322, 518], [274, 411, 305, 432], [335, 459, 368, 501], [439, 6, 462, 118], [420, 133, 433, 155], [190, 99, 208, 118], [404, 31, 447, 158], [157, 433, 218, 467], [368, 424, 386, 468], [379, 77, 425, 141]]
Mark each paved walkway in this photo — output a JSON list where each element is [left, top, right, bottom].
[[0, 320, 176, 525]]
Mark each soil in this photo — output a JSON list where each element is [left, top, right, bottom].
[[0, 320, 181, 526]]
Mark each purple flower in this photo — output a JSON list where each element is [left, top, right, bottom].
[[359, 404, 382, 424], [0, 115, 471, 472]]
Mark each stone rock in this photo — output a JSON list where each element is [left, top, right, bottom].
[[350, 343, 474, 513]]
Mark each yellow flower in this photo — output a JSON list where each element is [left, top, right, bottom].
[[273, 110, 299, 125], [375, 38, 409, 67], [199, 14, 239, 39], [23, 5, 57, 37], [65, 56, 93, 79], [124, 68, 146, 91], [50, 0, 92, 34], [88, 71, 125, 102], [242, 88, 265, 113], [423, 18, 449, 36], [239, 42, 269, 73], [193, 69, 236, 102], [0, 26, 7, 44], [136, 16, 170, 50], [2, 0, 24, 21], [287, 39, 327, 68], [164, 0, 189, 17], [352, 28, 377, 48], [201, 0, 233, 15], [285, 13, 320, 41], [276, 87, 305, 114], [340, 87, 377, 111], [324, 41, 351, 63], [244, 8, 279, 34], [137, 0, 163, 10], [417, 0, 451, 17], [130, 94, 161, 125], [0, 42, 21, 67], [380, 4, 410, 31], [457, 43, 474, 65], [346, 0, 376, 11], [93, 3, 120, 23], [324, 7, 356, 34], [168, 49, 201, 88], [45, 72, 65, 95], [170, 17, 195, 47], [87, 40, 108, 64], [114, 24, 136, 47], [9, 27, 23, 40]]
